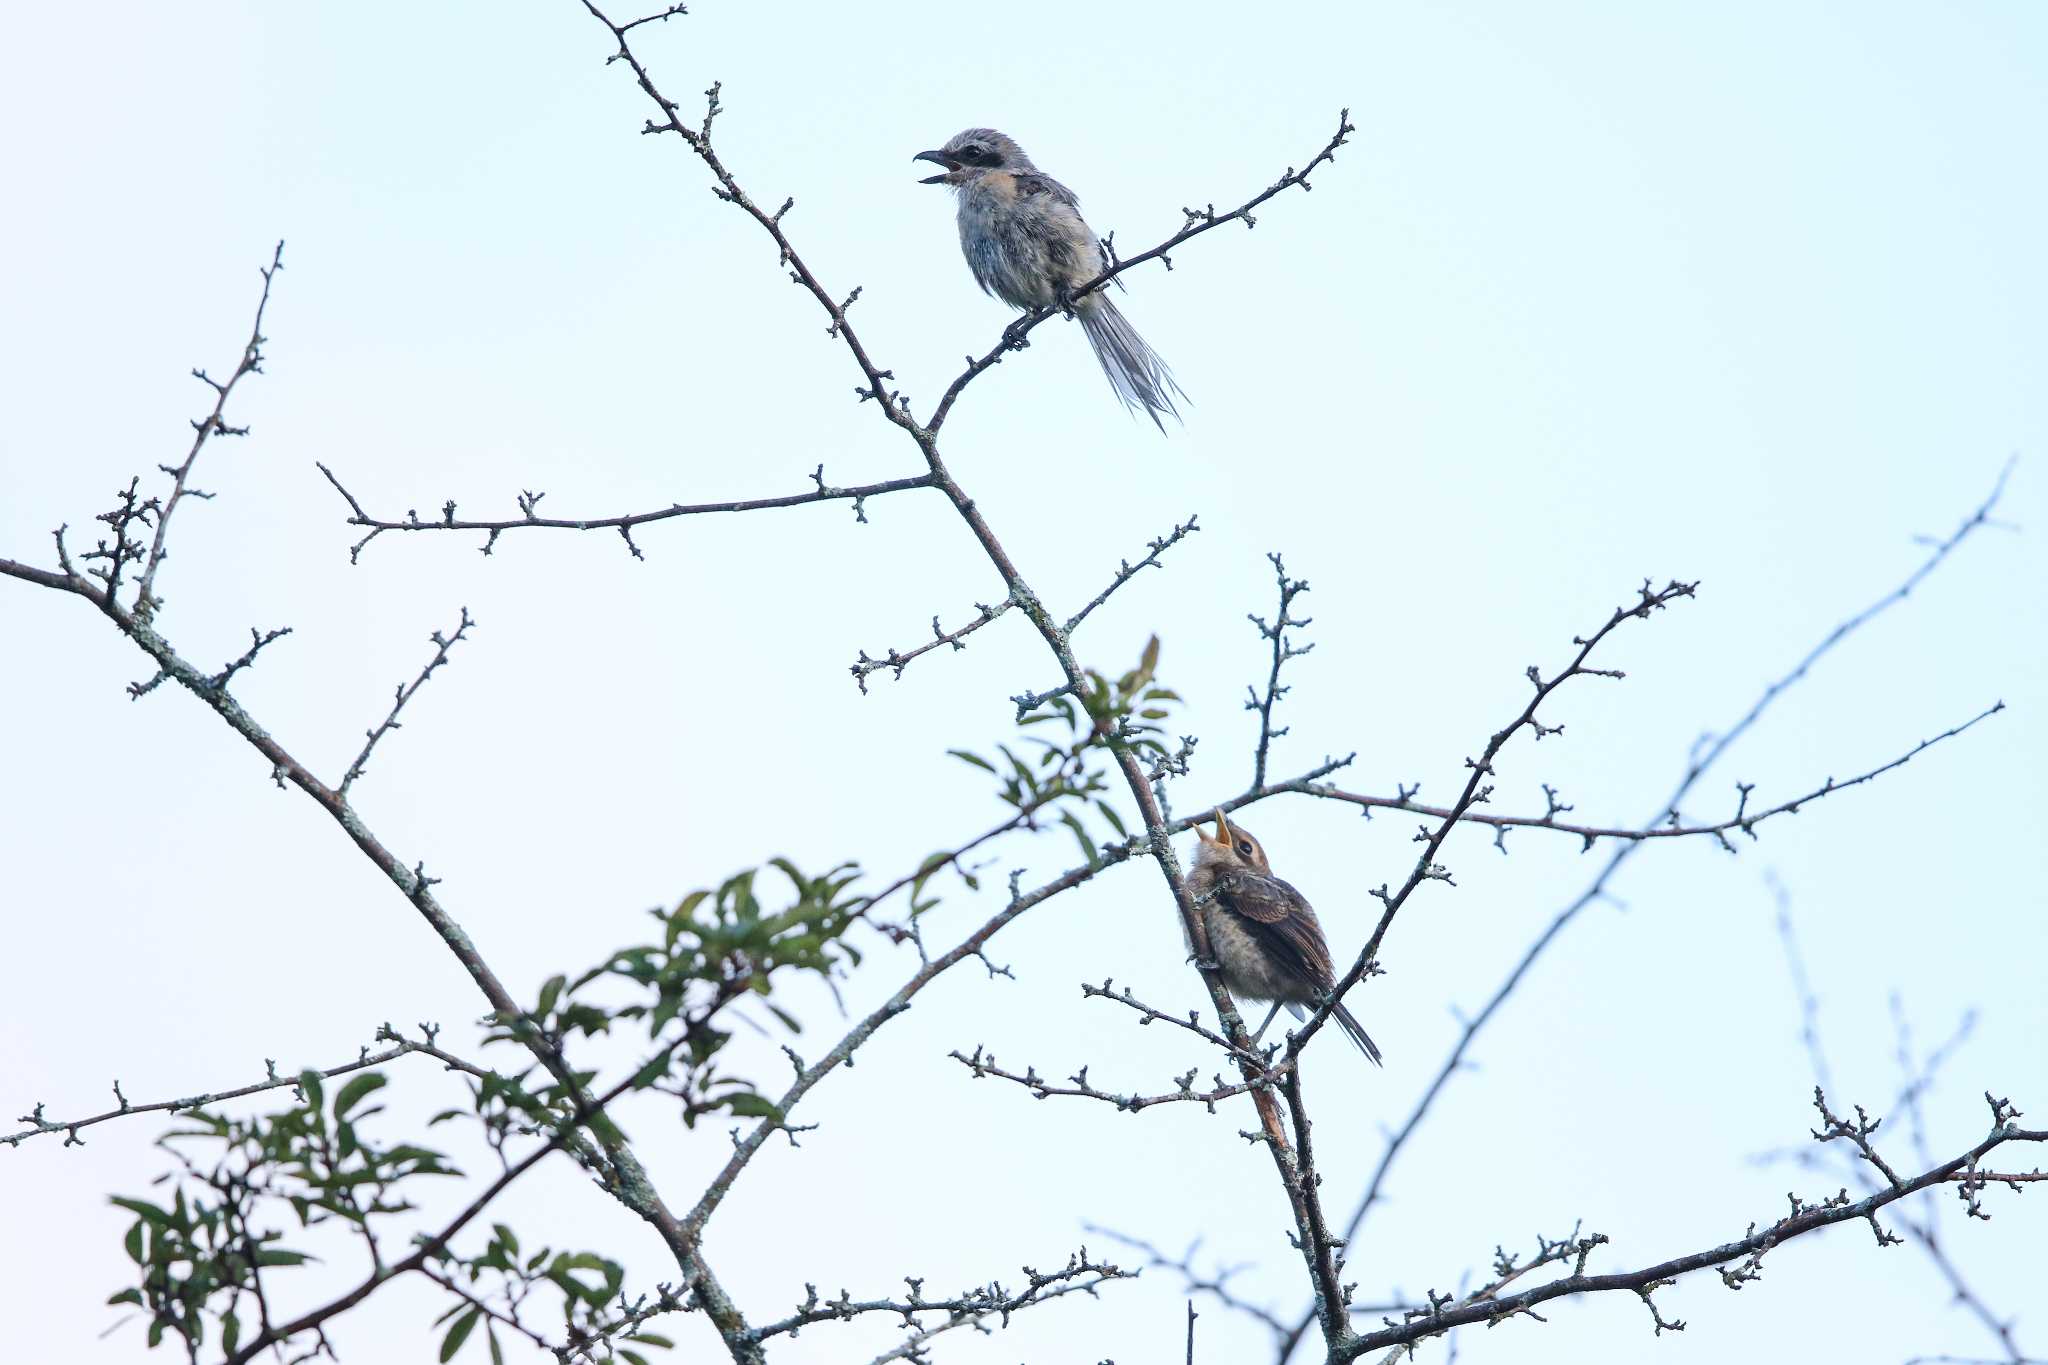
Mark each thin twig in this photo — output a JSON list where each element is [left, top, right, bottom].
[[134, 242, 284, 621]]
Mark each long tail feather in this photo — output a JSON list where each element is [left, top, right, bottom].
[[1077, 297, 1186, 431], [1333, 1003, 1385, 1067], [1284, 1001, 1385, 1066]]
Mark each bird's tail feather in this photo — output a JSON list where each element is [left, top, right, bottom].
[[1078, 297, 1185, 432], [1333, 1003, 1384, 1067], [1283, 1001, 1384, 1066]]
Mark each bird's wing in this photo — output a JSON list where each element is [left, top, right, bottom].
[[1216, 873, 1335, 991], [1012, 171, 1082, 209]]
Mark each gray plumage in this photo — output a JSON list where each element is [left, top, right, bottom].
[[914, 128, 1185, 431], [1187, 810, 1383, 1065]]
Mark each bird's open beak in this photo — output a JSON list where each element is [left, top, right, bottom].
[[913, 150, 959, 185], [1200, 808, 1231, 846]]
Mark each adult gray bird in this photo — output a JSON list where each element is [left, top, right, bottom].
[[914, 128, 1186, 431], [1187, 809, 1383, 1064]]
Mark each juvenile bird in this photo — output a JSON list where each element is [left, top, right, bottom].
[[1187, 809, 1383, 1064], [914, 128, 1186, 431]]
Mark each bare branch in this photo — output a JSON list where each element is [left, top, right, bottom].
[[851, 1249, 1131, 1365], [1086, 1227, 1291, 1340], [316, 460, 936, 560], [1065, 514, 1202, 635], [1, 1025, 474, 1150], [1247, 553, 1312, 790], [949, 1045, 1282, 1114], [134, 241, 284, 622], [1273, 702, 2003, 850], [1279, 462, 2017, 1364], [1289, 579, 1700, 1058], [1331, 1100, 2046, 1360], [338, 608, 474, 797], [1081, 978, 1270, 1067], [749, 1246, 1132, 1348], [851, 599, 1012, 693]]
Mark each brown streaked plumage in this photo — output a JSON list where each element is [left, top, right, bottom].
[[1187, 809, 1382, 1065]]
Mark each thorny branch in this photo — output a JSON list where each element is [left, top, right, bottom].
[[1083, 1225, 1423, 1346], [1289, 579, 1701, 1060], [1, 1025, 476, 1151], [1278, 463, 2018, 1364], [949, 1044, 1285, 1114], [1328, 1095, 2045, 1360], [338, 607, 475, 797], [1763, 899, 2042, 1365], [2, 250, 765, 1360], [560, 9, 1377, 1343], [747, 1247, 1131, 1346], [851, 599, 1012, 692], [855, 1262, 1128, 1365], [1247, 553, 1312, 790], [1272, 700, 2003, 852], [133, 241, 284, 623], [848, 514, 1202, 692], [1065, 515, 1203, 635], [1081, 978, 1270, 1067], [317, 460, 937, 561], [0, 3, 2025, 1360]]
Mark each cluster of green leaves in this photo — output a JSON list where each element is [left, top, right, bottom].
[[109, 1068, 451, 1355], [436, 1222, 673, 1364], [944, 636, 1181, 872], [104, 642, 1185, 1359], [473, 858, 866, 1136]]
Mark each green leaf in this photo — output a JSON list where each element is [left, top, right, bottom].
[[622, 1352, 650, 1365], [1059, 811, 1099, 864], [110, 1197, 170, 1227], [488, 1324, 504, 1365], [630, 1053, 673, 1090], [299, 1069, 325, 1111], [997, 744, 1034, 787], [123, 1221, 145, 1264], [440, 1306, 480, 1361], [222, 1310, 241, 1356], [627, 1333, 675, 1348], [536, 974, 566, 1018], [724, 1092, 784, 1121], [767, 856, 809, 893]]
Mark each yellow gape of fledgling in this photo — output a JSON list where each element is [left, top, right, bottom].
[[1187, 809, 1382, 1064], [914, 127, 1186, 431]]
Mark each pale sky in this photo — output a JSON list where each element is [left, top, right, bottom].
[[3, 4, 2044, 1363]]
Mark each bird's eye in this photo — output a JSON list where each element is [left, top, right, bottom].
[[1236, 840, 1254, 857], [960, 143, 986, 160]]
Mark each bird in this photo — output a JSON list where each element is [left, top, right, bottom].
[[1186, 809, 1383, 1064], [913, 127, 1186, 431]]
